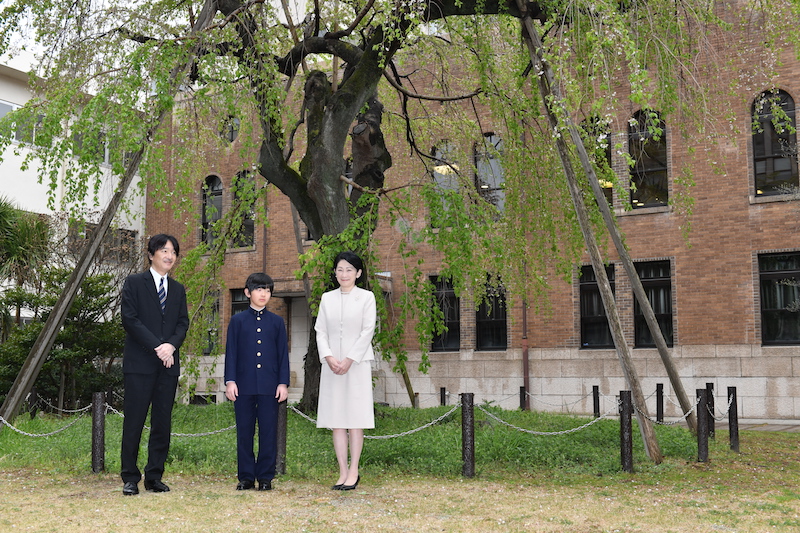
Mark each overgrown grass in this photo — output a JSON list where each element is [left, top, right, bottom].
[[0, 402, 700, 481]]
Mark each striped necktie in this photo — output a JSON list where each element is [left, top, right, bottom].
[[158, 276, 166, 313]]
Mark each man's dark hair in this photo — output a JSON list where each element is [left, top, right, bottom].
[[147, 234, 180, 262], [245, 272, 274, 293]]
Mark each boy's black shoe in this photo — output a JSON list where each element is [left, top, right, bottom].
[[237, 480, 255, 490], [258, 479, 272, 491]]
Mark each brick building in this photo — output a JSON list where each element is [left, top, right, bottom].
[[147, 23, 800, 421]]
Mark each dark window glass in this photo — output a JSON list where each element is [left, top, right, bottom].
[[759, 252, 800, 344], [430, 141, 459, 228], [580, 264, 615, 348], [232, 171, 256, 248], [221, 116, 240, 143], [752, 90, 798, 196], [202, 175, 223, 245], [474, 133, 504, 211], [629, 110, 668, 208], [231, 288, 250, 316], [581, 117, 614, 205], [67, 220, 137, 264], [634, 261, 673, 347], [476, 285, 507, 351], [431, 276, 460, 352]]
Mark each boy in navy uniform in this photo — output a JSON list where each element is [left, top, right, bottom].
[[224, 273, 290, 490]]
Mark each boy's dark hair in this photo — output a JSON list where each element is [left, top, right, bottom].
[[333, 251, 365, 281], [147, 234, 180, 262], [245, 272, 274, 293]]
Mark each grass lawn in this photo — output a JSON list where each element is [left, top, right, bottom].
[[1, 403, 799, 532]]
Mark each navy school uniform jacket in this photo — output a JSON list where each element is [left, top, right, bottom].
[[224, 307, 290, 396]]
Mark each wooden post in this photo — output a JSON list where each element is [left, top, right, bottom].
[[277, 401, 287, 475], [619, 391, 633, 473], [656, 383, 664, 423], [91, 392, 105, 473], [461, 393, 475, 478], [728, 386, 740, 453], [514, 1, 696, 437], [440, 387, 447, 406], [697, 389, 709, 463]]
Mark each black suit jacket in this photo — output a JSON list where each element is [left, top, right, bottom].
[[121, 270, 189, 376]]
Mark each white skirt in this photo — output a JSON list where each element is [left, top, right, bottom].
[[317, 359, 374, 429]]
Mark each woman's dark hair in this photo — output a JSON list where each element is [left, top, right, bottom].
[[147, 234, 180, 261], [245, 272, 274, 293], [333, 251, 365, 285]]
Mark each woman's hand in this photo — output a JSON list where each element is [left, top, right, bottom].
[[325, 356, 353, 375]]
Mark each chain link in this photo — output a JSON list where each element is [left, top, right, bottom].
[[634, 400, 698, 426], [105, 403, 236, 437], [289, 404, 460, 439], [0, 413, 86, 437], [476, 404, 618, 436]]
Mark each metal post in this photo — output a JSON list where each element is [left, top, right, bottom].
[[91, 392, 105, 473], [414, 392, 419, 409], [276, 400, 287, 475], [619, 390, 633, 473], [656, 383, 664, 423], [440, 387, 447, 406], [697, 389, 709, 463], [728, 386, 739, 453], [593, 385, 600, 418], [461, 393, 475, 478], [706, 382, 715, 439], [520, 386, 527, 411]]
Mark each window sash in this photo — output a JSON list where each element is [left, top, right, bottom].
[[431, 277, 460, 352], [759, 252, 800, 344], [476, 290, 507, 351], [633, 261, 673, 347]]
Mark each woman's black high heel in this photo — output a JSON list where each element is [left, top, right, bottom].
[[340, 475, 360, 491]]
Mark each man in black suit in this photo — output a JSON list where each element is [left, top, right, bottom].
[[120, 234, 189, 496]]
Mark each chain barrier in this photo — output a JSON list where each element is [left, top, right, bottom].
[[476, 403, 619, 436], [634, 399, 698, 426], [105, 403, 236, 437], [38, 398, 93, 415], [708, 394, 734, 421], [526, 390, 593, 409], [0, 413, 86, 437], [289, 404, 460, 439]]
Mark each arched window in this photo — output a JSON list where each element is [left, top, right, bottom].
[[474, 132, 505, 211], [202, 175, 222, 245], [752, 90, 798, 196], [232, 170, 256, 248], [628, 110, 668, 208]]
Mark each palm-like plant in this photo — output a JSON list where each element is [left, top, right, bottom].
[[0, 197, 52, 325]]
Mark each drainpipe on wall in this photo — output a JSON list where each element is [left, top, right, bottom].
[[522, 300, 530, 411]]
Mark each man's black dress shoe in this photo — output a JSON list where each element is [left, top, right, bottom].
[[122, 482, 139, 495], [258, 479, 272, 491], [143, 479, 170, 492], [340, 475, 360, 491], [236, 480, 255, 490]]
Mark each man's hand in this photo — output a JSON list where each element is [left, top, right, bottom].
[[275, 384, 288, 402], [225, 381, 239, 402], [155, 343, 175, 368]]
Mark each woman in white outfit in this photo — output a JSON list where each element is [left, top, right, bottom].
[[315, 251, 376, 490]]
